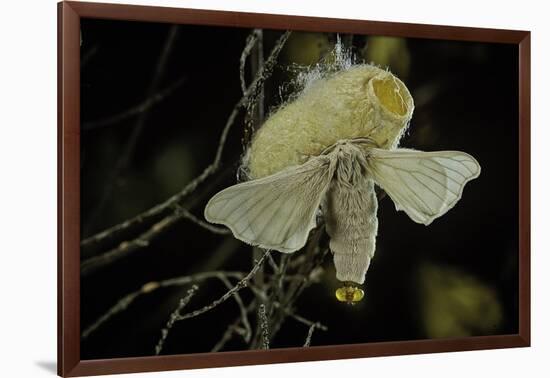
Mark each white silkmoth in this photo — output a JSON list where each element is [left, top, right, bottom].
[[204, 64, 480, 304]]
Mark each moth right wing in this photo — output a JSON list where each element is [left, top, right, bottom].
[[367, 148, 480, 225], [204, 155, 336, 253]]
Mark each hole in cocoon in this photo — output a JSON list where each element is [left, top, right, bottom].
[[372, 77, 408, 116]]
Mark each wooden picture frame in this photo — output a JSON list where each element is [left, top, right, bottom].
[[58, 1, 530, 376]]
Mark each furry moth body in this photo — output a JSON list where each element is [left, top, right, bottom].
[[204, 64, 481, 302], [325, 142, 378, 284]]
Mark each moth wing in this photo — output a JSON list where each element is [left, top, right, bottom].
[[368, 148, 480, 225], [204, 156, 335, 253]]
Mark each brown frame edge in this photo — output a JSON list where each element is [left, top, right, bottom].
[[58, 1, 531, 377]]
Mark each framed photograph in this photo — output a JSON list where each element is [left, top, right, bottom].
[[58, 1, 530, 376]]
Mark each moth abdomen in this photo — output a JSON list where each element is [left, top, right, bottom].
[[325, 164, 378, 285]]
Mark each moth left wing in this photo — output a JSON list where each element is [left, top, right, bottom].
[[204, 155, 336, 253], [367, 148, 480, 225]]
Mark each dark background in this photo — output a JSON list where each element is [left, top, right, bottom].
[[80, 19, 519, 359]]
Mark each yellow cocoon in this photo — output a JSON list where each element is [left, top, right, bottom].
[[247, 64, 415, 179]]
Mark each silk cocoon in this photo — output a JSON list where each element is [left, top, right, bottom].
[[247, 64, 415, 179]]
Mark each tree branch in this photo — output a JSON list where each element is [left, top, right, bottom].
[[303, 322, 322, 347], [155, 285, 199, 355], [217, 275, 252, 343], [82, 75, 187, 131], [258, 304, 270, 349], [81, 271, 244, 339], [83, 24, 180, 234], [174, 205, 230, 235], [240, 29, 261, 94], [80, 31, 292, 272], [174, 251, 270, 322], [81, 212, 182, 276], [211, 300, 257, 352]]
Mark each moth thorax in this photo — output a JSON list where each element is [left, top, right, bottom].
[[333, 143, 369, 186]]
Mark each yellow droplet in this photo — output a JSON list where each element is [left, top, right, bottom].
[[335, 285, 365, 304], [352, 288, 365, 302], [335, 287, 347, 302]]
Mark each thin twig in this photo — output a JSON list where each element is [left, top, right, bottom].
[[303, 322, 323, 347], [252, 247, 266, 296], [80, 160, 236, 264], [81, 44, 99, 68], [84, 25, 180, 234], [261, 231, 329, 345], [81, 291, 141, 340], [80, 31, 292, 272], [240, 29, 261, 94], [258, 304, 270, 349], [174, 251, 270, 322], [277, 255, 290, 292], [246, 282, 270, 302], [155, 285, 199, 355], [175, 205, 230, 235], [287, 312, 328, 332], [252, 30, 265, 122], [245, 30, 268, 341], [263, 300, 328, 332], [81, 213, 183, 276], [266, 252, 280, 273], [81, 30, 290, 252], [211, 300, 257, 352], [82, 75, 187, 131], [243, 29, 266, 147], [211, 324, 246, 353], [81, 207, 227, 276], [245, 291, 328, 349], [217, 275, 252, 343], [250, 252, 289, 348], [81, 271, 244, 339]]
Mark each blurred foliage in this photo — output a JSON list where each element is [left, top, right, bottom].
[[417, 263, 502, 338], [150, 140, 196, 198], [407, 121, 440, 147], [362, 36, 411, 79], [282, 32, 332, 65], [84, 135, 196, 229]]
